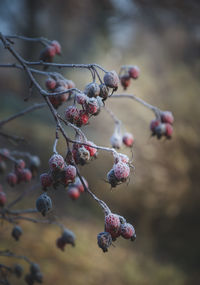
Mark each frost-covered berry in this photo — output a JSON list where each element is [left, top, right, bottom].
[[105, 214, 121, 239], [40, 173, 53, 190], [85, 98, 99, 115], [154, 123, 166, 139], [65, 105, 79, 123], [12, 225, 23, 241], [99, 84, 109, 100], [0, 191, 6, 207], [7, 172, 18, 187], [76, 93, 87, 105], [13, 264, 23, 278], [122, 133, 134, 147], [62, 165, 76, 185], [110, 132, 122, 149], [0, 148, 10, 159], [150, 119, 160, 133], [61, 229, 76, 246], [49, 154, 65, 172], [103, 70, 119, 89], [97, 232, 112, 252], [15, 159, 26, 173], [76, 110, 89, 127], [107, 169, 118, 188], [66, 79, 76, 89], [128, 66, 140, 79], [84, 141, 97, 157], [45, 77, 56, 90], [74, 176, 88, 193], [120, 75, 131, 90], [29, 156, 40, 173], [161, 111, 174, 125], [20, 168, 32, 182], [51, 40, 61, 55], [36, 193, 52, 216], [165, 123, 173, 139], [120, 223, 136, 241], [113, 162, 130, 182], [49, 95, 61, 109], [84, 82, 100, 98], [68, 186, 80, 200], [114, 153, 129, 164]]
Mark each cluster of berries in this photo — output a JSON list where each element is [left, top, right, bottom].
[[25, 263, 43, 285], [39, 40, 61, 62], [107, 154, 130, 187], [111, 131, 134, 149], [56, 228, 76, 251], [97, 213, 136, 252], [12, 225, 23, 241], [150, 111, 174, 139], [46, 75, 75, 109], [119, 65, 140, 90], [72, 141, 97, 165], [6, 159, 32, 187], [64, 70, 120, 127], [0, 184, 6, 207]]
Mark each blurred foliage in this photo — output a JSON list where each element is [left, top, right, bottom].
[[0, 0, 200, 284]]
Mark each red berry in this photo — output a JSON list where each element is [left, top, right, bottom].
[[68, 186, 80, 200], [114, 153, 129, 164], [0, 148, 10, 159], [161, 111, 174, 124], [122, 133, 134, 147], [84, 141, 97, 157], [40, 45, 56, 61], [120, 75, 131, 90], [120, 223, 136, 241], [0, 191, 6, 207], [15, 159, 26, 174], [7, 172, 18, 187], [113, 162, 130, 182], [165, 123, 173, 139], [65, 105, 79, 123], [45, 77, 56, 90], [74, 176, 88, 193], [62, 165, 76, 185], [76, 93, 87, 105], [105, 214, 121, 239], [103, 70, 119, 89], [49, 95, 61, 109], [76, 110, 89, 127], [85, 98, 99, 115], [150, 119, 160, 133], [66, 79, 75, 89], [49, 154, 65, 171], [128, 66, 140, 79], [51, 40, 61, 55], [20, 168, 32, 182], [40, 173, 53, 189]]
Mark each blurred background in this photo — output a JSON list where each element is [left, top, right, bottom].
[[0, 0, 200, 284]]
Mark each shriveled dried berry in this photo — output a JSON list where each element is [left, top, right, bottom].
[[97, 232, 112, 252]]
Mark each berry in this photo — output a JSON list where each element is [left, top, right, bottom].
[[161, 111, 174, 124], [61, 229, 76, 246], [7, 172, 18, 187], [85, 98, 99, 115], [49, 95, 61, 109], [76, 110, 89, 127], [103, 70, 119, 89], [40, 173, 53, 189], [12, 225, 23, 241], [120, 223, 136, 241], [74, 176, 88, 193], [29, 156, 40, 171], [15, 159, 26, 173], [107, 169, 118, 188], [51, 40, 61, 55], [97, 232, 112, 252], [36, 193, 52, 216], [84, 82, 100, 98], [30, 263, 40, 275], [84, 141, 97, 157], [165, 123, 173, 139], [20, 168, 32, 182], [76, 93, 87, 105], [25, 274, 34, 285], [154, 123, 166, 139], [113, 162, 130, 182], [122, 133, 134, 147], [99, 84, 109, 100], [62, 165, 76, 185], [68, 186, 80, 200], [49, 154, 65, 172], [114, 153, 129, 164], [13, 264, 23, 278], [55, 86, 69, 102], [110, 132, 122, 149], [0, 160, 6, 173], [150, 119, 160, 133], [56, 237, 66, 251], [45, 77, 56, 90], [40, 45, 56, 62], [65, 105, 79, 123], [0, 191, 6, 207], [129, 66, 140, 79], [0, 148, 10, 159], [66, 79, 75, 89], [120, 75, 131, 90], [105, 214, 121, 239]]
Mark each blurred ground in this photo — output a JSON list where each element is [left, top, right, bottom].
[[0, 0, 200, 284]]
